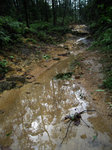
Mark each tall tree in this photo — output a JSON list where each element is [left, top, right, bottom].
[[23, 0, 29, 27], [62, 0, 67, 25], [52, 0, 57, 25]]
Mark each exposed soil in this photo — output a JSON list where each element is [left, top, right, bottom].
[[0, 25, 112, 150]]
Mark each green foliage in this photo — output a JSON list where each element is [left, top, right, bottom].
[[37, 31, 53, 43], [103, 77, 112, 89], [54, 72, 73, 80], [43, 54, 51, 60], [26, 38, 37, 44], [0, 16, 24, 48], [0, 16, 24, 34], [9, 56, 14, 59], [30, 22, 52, 31], [30, 21, 70, 35], [37, 31, 47, 41], [91, 28, 112, 52], [24, 27, 37, 34], [24, 21, 69, 43], [0, 59, 8, 74], [87, 2, 112, 91], [48, 26, 70, 35], [0, 31, 11, 47], [103, 71, 112, 90], [70, 59, 81, 70], [0, 17, 70, 47]]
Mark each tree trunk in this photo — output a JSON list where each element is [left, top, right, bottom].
[[52, 0, 56, 26], [45, 0, 48, 22], [79, 0, 81, 21], [23, 0, 29, 27], [74, 0, 77, 22], [62, 0, 67, 25]]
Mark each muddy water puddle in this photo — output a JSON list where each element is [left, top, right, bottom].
[[0, 51, 112, 149]]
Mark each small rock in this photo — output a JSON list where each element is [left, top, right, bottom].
[[53, 57, 60, 61], [80, 134, 87, 139], [75, 75, 80, 79], [58, 52, 70, 57], [0, 81, 16, 92], [26, 92, 30, 94], [34, 82, 41, 85], [0, 110, 4, 114], [44, 65, 47, 67], [17, 68, 22, 72], [6, 75, 26, 83], [26, 76, 32, 79]]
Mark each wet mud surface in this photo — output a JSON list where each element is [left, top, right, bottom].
[[0, 25, 112, 150]]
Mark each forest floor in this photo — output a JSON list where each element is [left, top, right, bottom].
[[0, 25, 112, 150]]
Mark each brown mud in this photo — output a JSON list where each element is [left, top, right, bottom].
[[0, 25, 112, 150]]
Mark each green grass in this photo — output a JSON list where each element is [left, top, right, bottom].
[[0, 59, 8, 74], [26, 38, 37, 44], [89, 23, 112, 90], [70, 59, 81, 71], [53, 72, 73, 80]]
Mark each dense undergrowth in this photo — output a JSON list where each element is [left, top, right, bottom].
[[89, 29, 112, 90], [89, 5, 112, 90], [0, 16, 70, 49], [0, 16, 71, 77]]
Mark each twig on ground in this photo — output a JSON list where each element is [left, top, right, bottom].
[[60, 120, 72, 145], [60, 110, 96, 145], [81, 118, 90, 128]]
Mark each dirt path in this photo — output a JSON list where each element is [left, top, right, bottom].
[[0, 25, 112, 150]]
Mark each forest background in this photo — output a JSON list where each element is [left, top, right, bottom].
[[0, 0, 112, 89]]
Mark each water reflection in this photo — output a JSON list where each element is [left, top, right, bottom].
[[0, 58, 112, 150]]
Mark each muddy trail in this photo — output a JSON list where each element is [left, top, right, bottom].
[[0, 25, 112, 150]]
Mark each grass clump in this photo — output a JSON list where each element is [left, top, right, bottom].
[[37, 31, 52, 43], [103, 70, 112, 90], [53, 72, 73, 80], [43, 54, 51, 60], [26, 38, 37, 44], [70, 59, 81, 71], [0, 59, 8, 78], [0, 16, 24, 48], [89, 15, 112, 90], [91, 28, 112, 52], [103, 77, 112, 90]]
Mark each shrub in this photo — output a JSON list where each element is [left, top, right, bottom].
[[26, 38, 37, 44], [103, 77, 112, 89], [48, 26, 70, 35], [30, 22, 52, 31], [0, 59, 8, 74], [90, 28, 112, 52], [53, 72, 73, 80], [0, 16, 24, 48], [0, 16, 24, 34], [24, 27, 37, 35], [37, 31, 53, 43], [0, 31, 11, 47]]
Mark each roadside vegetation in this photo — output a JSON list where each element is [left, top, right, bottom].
[[0, 0, 112, 91], [85, 0, 112, 90]]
